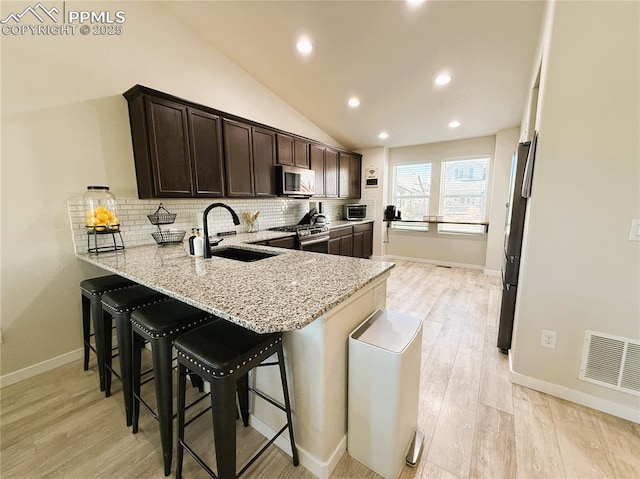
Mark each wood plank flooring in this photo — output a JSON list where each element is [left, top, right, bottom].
[[2, 260, 639, 478]]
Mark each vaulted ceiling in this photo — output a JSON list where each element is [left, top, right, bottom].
[[164, 1, 545, 150]]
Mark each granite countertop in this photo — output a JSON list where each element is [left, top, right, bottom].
[[77, 241, 394, 334]]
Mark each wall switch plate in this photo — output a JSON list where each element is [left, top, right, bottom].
[[629, 219, 640, 241], [541, 329, 557, 349]]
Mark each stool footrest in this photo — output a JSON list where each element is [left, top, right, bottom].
[[237, 424, 290, 478], [248, 387, 287, 413], [178, 440, 218, 478]]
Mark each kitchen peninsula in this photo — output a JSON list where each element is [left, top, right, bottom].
[[77, 239, 394, 479]]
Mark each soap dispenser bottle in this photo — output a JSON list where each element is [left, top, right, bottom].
[[188, 228, 197, 256], [193, 228, 205, 257]]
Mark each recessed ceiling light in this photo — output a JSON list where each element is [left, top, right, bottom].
[[296, 37, 313, 55], [448, 120, 461, 128], [347, 97, 360, 108], [406, 0, 425, 4], [378, 132, 389, 140], [435, 73, 452, 86]]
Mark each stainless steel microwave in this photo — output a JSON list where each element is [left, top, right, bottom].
[[276, 165, 315, 197], [345, 204, 367, 221]]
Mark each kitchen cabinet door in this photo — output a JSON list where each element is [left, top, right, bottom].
[[187, 108, 225, 197], [349, 154, 362, 199], [276, 133, 294, 166], [223, 119, 255, 197], [310, 143, 325, 197], [329, 225, 353, 256], [339, 152, 362, 199], [267, 236, 297, 249], [363, 227, 373, 258], [324, 148, 339, 198], [252, 127, 277, 196], [145, 96, 193, 197], [294, 139, 310, 168], [328, 238, 341, 255], [353, 223, 373, 258]]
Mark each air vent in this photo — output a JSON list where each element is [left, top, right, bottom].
[[579, 330, 640, 396]]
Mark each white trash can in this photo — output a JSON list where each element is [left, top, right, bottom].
[[347, 309, 424, 479]]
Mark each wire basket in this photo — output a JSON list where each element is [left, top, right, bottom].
[[152, 230, 186, 245], [147, 203, 177, 225]]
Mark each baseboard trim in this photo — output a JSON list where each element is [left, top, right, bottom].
[[383, 254, 484, 271], [249, 415, 346, 479], [483, 268, 501, 277], [0, 348, 83, 388], [508, 353, 640, 423]]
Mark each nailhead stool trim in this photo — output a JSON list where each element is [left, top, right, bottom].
[[130, 300, 218, 476], [101, 285, 169, 426], [174, 320, 299, 479], [80, 275, 136, 391]]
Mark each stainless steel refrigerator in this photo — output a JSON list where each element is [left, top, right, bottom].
[[498, 140, 531, 353]]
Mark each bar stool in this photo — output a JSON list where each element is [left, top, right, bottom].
[[80, 275, 136, 391], [130, 300, 217, 476], [174, 320, 299, 479], [101, 285, 169, 425]]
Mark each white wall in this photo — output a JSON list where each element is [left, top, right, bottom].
[[511, 0, 640, 417], [385, 136, 496, 268], [0, 1, 339, 377], [484, 127, 521, 274], [358, 147, 388, 258]]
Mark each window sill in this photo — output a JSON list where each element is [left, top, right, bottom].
[[387, 219, 488, 234]]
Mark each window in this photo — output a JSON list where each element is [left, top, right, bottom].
[[391, 162, 431, 223], [439, 157, 489, 234]]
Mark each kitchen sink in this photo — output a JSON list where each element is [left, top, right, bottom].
[[208, 247, 279, 262]]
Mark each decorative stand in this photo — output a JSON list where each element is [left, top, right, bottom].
[[87, 227, 125, 254]]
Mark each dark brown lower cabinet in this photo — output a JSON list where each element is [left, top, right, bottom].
[[251, 236, 296, 249], [353, 223, 373, 258], [329, 226, 353, 257], [329, 222, 373, 258]]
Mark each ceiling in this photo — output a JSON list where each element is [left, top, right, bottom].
[[163, 1, 545, 150]]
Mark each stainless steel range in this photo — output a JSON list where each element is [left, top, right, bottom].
[[270, 224, 330, 253]]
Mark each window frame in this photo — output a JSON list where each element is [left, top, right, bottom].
[[438, 155, 490, 235], [390, 161, 433, 232]]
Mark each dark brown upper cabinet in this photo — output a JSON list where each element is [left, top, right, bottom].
[[223, 120, 277, 198], [276, 133, 294, 166], [124, 85, 361, 199], [252, 127, 277, 197], [294, 138, 310, 168], [324, 148, 339, 198], [309, 143, 325, 197], [124, 87, 225, 198], [338, 152, 362, 199], [310, 144, 341, 198], [278, 134, 309, 168], [223, 119, 255, 197], [188, 109, 225, 196]]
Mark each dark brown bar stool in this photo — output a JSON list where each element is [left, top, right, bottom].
[[174, 320, 299, 479], [101, 285, 169, 425], [130, 300, 217, 476], [80, 275, 136, 391]]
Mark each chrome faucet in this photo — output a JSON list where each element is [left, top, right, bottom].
[[202, 203, 240, 258]]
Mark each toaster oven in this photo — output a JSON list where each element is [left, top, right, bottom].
[[345, 204, 367, 221]]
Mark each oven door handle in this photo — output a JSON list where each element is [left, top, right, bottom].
[[299, 235, 330, 247]]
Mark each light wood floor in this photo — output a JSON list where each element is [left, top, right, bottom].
[[2, 261, 639, 478]]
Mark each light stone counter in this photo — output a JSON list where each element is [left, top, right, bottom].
[[76, 241, 393, 333], [77, 238, 394, 479]]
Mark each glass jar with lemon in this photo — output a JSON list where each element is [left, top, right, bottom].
[[84, 186, 120, 233]]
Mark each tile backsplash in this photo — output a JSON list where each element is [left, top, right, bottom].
[[68, 196, 374, 254]]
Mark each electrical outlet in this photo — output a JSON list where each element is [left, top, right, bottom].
[[541, 329, 557, 349]]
